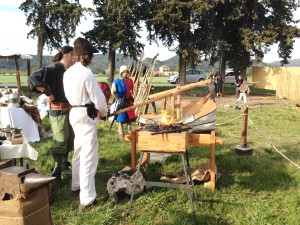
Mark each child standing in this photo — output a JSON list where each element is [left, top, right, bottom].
[[235, 74, 243, 99], [235, 80, 250, 108], [208, 74, 215, 102]]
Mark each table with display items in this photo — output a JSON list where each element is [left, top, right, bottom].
[[0, 107, 40, 142]]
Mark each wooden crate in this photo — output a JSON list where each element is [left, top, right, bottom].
[[137, 131, 188, 153]]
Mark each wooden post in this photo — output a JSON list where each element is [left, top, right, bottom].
[[130, 130, 137, 170], [176, 94, 181, 120], [210, 130, 216, 190], [235, 106, 253, 155], [171, 95, 175, 120], [14, 57, 22, 96], [27, 59, 31, 98], [241, 106, 248, 147]]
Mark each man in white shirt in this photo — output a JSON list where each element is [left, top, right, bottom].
[[63, 37, 108, 213]]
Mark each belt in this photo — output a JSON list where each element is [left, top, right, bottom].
[[50, 102, 71, 110], [72, 103, 93, 108]]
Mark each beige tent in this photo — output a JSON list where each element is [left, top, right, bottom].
[[0, 48, 33, 97]]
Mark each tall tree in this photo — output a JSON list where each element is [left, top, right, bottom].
[[143, 0, 204, 85], [213, 0, 300, 76], [19, 0, 88, 68], [143, 0, 299, 84], [84, 0, 144, 85]]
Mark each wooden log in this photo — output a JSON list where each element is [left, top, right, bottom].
[[148, 79, 210, 100], [108, 79, 211, 117]]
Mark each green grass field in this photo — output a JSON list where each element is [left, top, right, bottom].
[[0, 72, 252, 86], [0, 73, 169, 85], [1, 71, 298, 224], [13, 87, 298, 225]]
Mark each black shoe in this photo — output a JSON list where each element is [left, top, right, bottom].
[[62, 161, 72, 175], [62, 167, 72, 175], [79, 199, 99, 213], [51, 167, 62, 181]]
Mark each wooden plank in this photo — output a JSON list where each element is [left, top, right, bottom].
[[182, 98, 216, 119], [188, 133, 213, 146], [187, 133, 224, 146], [138, 131, 188, 153]]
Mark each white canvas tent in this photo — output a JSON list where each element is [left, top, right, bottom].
[[0, 48, 33, 97]]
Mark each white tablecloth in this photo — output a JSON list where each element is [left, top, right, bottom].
[[0, 141, 38, 161], [0, 107, 40, 142]]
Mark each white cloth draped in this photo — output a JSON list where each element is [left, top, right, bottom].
[[0, 141, 38, 161], [0, 107, 40, 142]]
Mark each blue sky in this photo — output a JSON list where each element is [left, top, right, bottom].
[[1, 1, 299, 62]]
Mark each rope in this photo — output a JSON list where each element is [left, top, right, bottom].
[[248, 117, 300, 169], [216, 114, 242, 126], [0, 203, 50, 220]]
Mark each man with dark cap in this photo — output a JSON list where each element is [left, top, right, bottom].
[[63, 37, 108, 213], [28, 46, 74, 184]]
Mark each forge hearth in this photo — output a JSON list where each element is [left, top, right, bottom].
[[138, 123, 189, 135]]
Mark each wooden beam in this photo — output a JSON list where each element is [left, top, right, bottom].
[[109, 79, 211, 117]]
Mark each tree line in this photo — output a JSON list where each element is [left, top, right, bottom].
[[19, 0, 300, 85]]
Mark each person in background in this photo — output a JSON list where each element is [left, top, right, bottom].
[[111, 65, 136, 138], [63, 37, 108, 213], [235, 74, 244, 99], [235, 80, 250, 109], [216, 73, 224, 98], [213, 72, 219, 96], [208, 74, 215, 102], [28, 46, 74, 184]]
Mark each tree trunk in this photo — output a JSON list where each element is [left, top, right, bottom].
[[221, 57, 226, 93], [240, 68, 247, 79], [37, 0, 46, 69], [178, 54, 186, 86], [37, 37, 44, 69], [107, 48, 116, 86], [220, 57, 226, 77]]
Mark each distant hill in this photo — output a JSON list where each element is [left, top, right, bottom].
[[0, 53, 299, 74]]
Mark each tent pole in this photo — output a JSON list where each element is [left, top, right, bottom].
[[14, 57, 22, 96], [27, 59, 31, 98]]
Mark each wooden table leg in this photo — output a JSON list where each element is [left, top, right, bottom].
[[20, 158, 24, 167], [210, 130, 216, 190], [130, 131, 149, 171], [131, 131, 137, 170]]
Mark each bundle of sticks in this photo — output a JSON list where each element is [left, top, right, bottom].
[[128, 53, 159, 121]]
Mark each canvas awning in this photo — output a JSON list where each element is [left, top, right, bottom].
[[0, 48, 33, 97], [0, 48, 33, 60]]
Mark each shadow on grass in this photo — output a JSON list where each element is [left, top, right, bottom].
[[203, 144, 295, 192]]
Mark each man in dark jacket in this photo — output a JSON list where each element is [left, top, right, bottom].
[[28, 46, 74, 183]]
